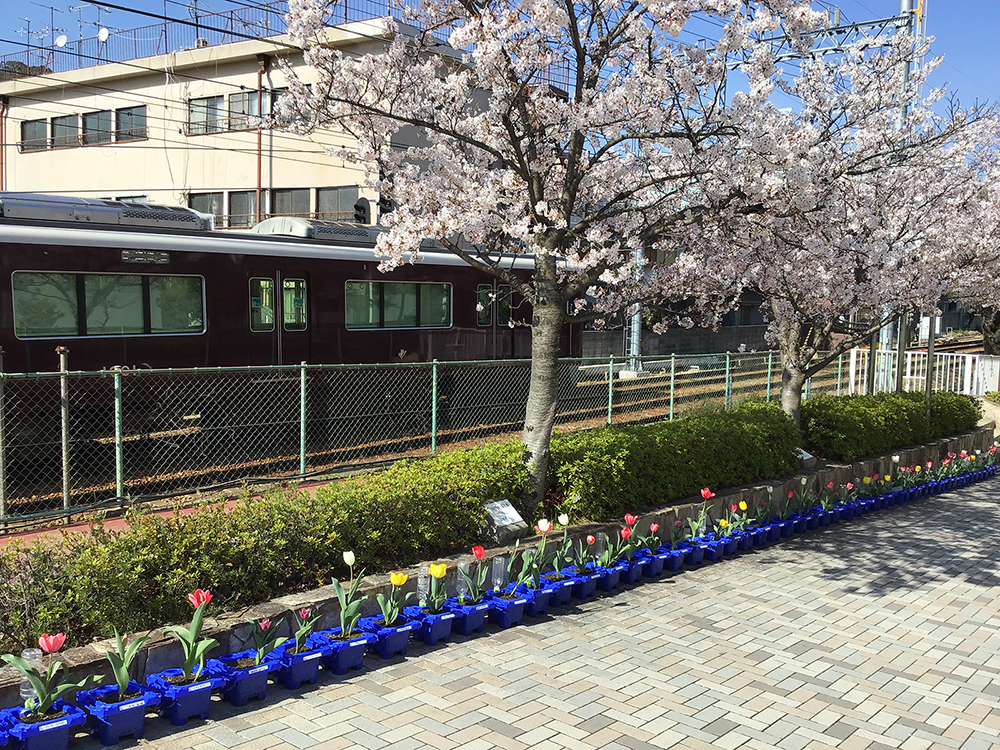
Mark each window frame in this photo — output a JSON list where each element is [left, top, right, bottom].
[[188, 95, 226, 135], [282, 278, 308, 332], [11, 270, 206, 340], [270, 188, 310, 219], [229, 190, 259, 228], [19, 119, 48, 152], [344, 280, 453, 331], [82, 110, 113, 145], [50, 114, 79, 149], [249, 277, 276, 332], [115, 106, 148, 142], [476, 283, 512, 327]]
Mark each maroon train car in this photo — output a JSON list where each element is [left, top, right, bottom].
[[0, 194, 580, 373]]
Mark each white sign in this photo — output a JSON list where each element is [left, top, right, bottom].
[[485, 499, 524, 527]]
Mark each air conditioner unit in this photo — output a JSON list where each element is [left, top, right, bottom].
[[195, 38, 210, 48]]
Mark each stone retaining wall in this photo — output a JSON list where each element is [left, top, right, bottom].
[[0, 424, 994, 707]]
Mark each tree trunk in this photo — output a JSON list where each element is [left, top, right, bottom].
[[521, 299, 564, 519], [982, 307, 1000, 356], [779, 359, 807, 428]]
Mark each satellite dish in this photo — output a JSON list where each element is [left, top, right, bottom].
[[97, 27, 109, 42], [55, 34, 67, 48]]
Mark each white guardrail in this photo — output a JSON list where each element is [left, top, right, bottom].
[[847, 349, 1000, 397]]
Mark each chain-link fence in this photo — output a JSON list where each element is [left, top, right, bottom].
[[4, 348, 987, 529]]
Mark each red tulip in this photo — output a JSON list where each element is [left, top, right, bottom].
[[960, 451, 968, 459], [942, 459, 950, 466], [847, 482, 854, 489], [730, 504, 737, 513], [299, 608, 311, 619], [187, 589, 212, 608], [472, 545, 485, 560], [674, 519, 682, 527], [259, 619, 272, 631], [700, 488, 715, 499], [948, 452, 956, 459], [786, 490, 794, 499], [649, 523, 659, 534], [586, 535, 596, 545], [620, 527, 632, 540], [624, 513, 638, 527], [38, 633, 65, 654], [826, 481, 835, 489]]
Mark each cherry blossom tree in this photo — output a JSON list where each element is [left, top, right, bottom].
[[276, 0, 826, 509]]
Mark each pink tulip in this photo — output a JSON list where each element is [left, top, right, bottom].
[[674, 519, 682, 527], [649, 523, 659, 534], [299, 608, 311, 619], [624, 513, 638, 526], [187, 589, 212, 608], [620, 527, 632, 540], [259, 619, 272, 631], [38, 633, 65, 654], [586, 535, 596, 545], [700, 488, 715, 499]]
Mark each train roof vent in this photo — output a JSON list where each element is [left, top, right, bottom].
[[0, 193, 214, 230], [250, 216, 377, 243]]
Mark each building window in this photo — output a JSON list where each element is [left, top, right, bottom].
[[228, 90, 270, 130], [283, 278, 307, 331], [271, 188, 309, 218], [345, 281, 452, 330], [19, 119, 47, 151], [249, 277, 275, 332], [51, 115, 78, 148], [116, 106, 147, 141], [317, 186, 360, 221], [476, 284, 512, 326], [189, 96, 225, 135], [229, 191, 258, 227], [82, 110, 112, 145], [189, 192, 223, 218], [12, 272, 204, 338]]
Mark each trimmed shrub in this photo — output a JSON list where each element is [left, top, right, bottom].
[[801, 391, 981, 461], [0, 441, 526, 653], [547, 402, 801, 521]]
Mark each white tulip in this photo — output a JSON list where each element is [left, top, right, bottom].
[[558, 513, 569, 526], [343, 551, 355, 567]]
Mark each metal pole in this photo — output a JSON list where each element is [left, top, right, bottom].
[[805, 376, 811, 401], [431, 359, 438, 453], [766, 350, 772, 402], [607, 356, 614, 425], [299, 361, 307, 474], [669, 353, 675, 421], [836, 353, 843, 396], [724, 352, 732, 409], [57, 346, 70, 516], [0, 348, 6, 525], [114, 367, 123, 504], [894, 314, 907, 393], [925, 317, 935, 421]]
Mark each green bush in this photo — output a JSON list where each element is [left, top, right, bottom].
[[547, 402, 801, 521], [0, 441, 526, 654], [985, 391, 1000, 404], [801, 391, 981, 461]]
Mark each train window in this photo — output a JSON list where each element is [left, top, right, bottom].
[[150, 277, 204, 333], [20, 119, 48, 152], [85, 275, 144, 335], [345, 281, 452, 329], [475, 284, 512, 326], [52, 115, 78, 148], [12, 272, 204, 338], [283, 279, 307, 331], [82, 111, 112, 145], [12, 273, 79, 337], [116, 106, 147, 142], [189, 96, 226, 135], [383, 283, 418, 328], [249, 278, 275, 332]]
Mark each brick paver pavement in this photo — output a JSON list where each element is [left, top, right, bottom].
[[75, 480, 1000, 750]]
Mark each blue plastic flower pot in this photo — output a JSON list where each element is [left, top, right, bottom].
[[702, 540, 722, 563], [264, 640, 325, 689], [751, 526, 769, 546], [619, 558, 645, 585], [308, 628, 369, 675], [595, 564, 623, 591], [445, 598, 490, 635], [403, 606, 456, 646], [720, 535, 739, 556], [566, 568, 600, 599], [358, 616, 416, 659], [792, 516, 808, 534], [146, 669, 225, 726], [485, 589, 527, 628], [828, 507, 842, 524], [642, 551, 667, 577], [816, 510, 831, 527], [516, 585, 552, 617], [805, 513, 820, 531], [542, 576, 576, 605], [735, 532, 753, 552], [839, 504, 854, 521], [0, 700, 86, 750], [77, 680, 161, 745], [204, 649, 278, 706], [683, 542, 706, 566], [663, 548, 685, 572]]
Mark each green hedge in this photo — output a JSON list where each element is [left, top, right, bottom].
[[801, 391, 982, 461], [547, 402, 801, 521], [0, 441, 526, 653]]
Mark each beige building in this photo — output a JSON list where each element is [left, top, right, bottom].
[[0, 4, 393, 226]]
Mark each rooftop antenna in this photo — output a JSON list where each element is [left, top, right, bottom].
[[28, 1, 64, 56]]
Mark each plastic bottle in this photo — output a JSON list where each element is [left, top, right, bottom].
[[18, 648, 43, 702]]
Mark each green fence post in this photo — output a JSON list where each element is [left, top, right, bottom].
[[669, 353, 675, 421], [114, 367, 124, 504], [766, 351, 773, 402], [725, 352, 732, 409], [837, 354, 843, 396], [607, 356, 614, 425], [431, 359, 439, 452], [300, 362, 308, 475], [57, 346, 70, 514], [0, 349, 6, 525]]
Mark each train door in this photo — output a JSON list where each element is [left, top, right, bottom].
[[476, 282, 514, 359], [248, 270, 312, 364]]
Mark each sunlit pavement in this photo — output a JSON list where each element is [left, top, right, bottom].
[[75, 480, 1000, 750]]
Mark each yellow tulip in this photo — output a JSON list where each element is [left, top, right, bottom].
[[738, 501, 747, 511], [390, 572, 408, 587], [884, 475, 891, 482], [863, 476, 871, 485], [718, 519, 729, 528], [915, 465, 921, 473], [429, 563, 447, 579], [971, 455, 977, 462]]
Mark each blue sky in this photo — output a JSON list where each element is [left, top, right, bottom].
[[1, 1, 997, 107]]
